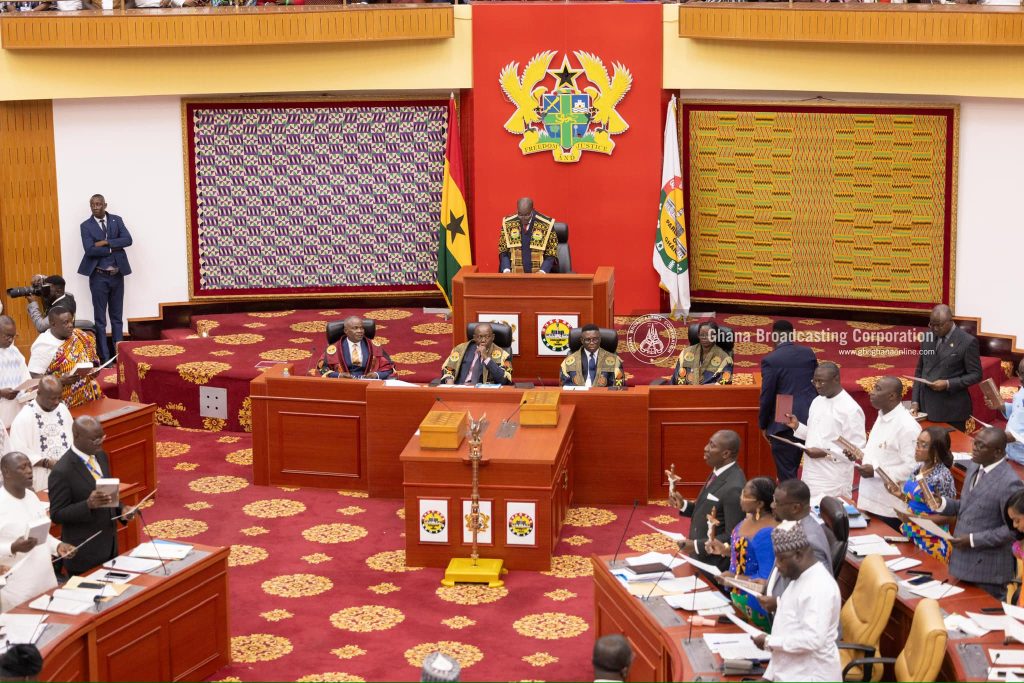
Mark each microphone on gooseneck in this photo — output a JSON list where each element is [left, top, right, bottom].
[[502, 396, 529, 427], [304, 344, 322, 377], [435, 396, 458, 413], [645, 545, 682, 602], [611, 500, 640, 567], [136, 509, 170, 576], [536, 376, 545, 388]]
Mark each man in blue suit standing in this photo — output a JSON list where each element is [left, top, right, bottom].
[[77, 194, 132, 363], [759, 320, 818, 481]]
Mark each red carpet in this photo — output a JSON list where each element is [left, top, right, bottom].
[[142, 425, 683, 682], [116, 308, 1012, 432]]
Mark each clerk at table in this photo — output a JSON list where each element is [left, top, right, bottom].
[[440, 323, 513, 386]]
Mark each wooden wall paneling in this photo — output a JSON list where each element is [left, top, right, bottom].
[[0, 100, 62, 360]]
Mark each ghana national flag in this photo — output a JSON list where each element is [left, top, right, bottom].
[[436, 94, 473, 308]]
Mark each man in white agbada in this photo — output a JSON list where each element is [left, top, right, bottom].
[[0, 452, 74, 612], [786, 362, 867, 505], [9, 376, 72, 492], [0, 315, 30, 427], [754, 521, 841, 682]]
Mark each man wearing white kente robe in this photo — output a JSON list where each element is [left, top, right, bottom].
[[0, 315, 30, 427], [9, 377, 72, 492], [755, 522, 841, 682], [0, 452, 73, 613], [790, 362, 866, 505], [854, 375, 921, 529]]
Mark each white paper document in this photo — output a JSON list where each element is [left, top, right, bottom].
[[0, 614, 47, 645], [657, 576, 708, 594], [681, 554, 723, 577], [641, 521, 686, 542], [130, 541, 192, 561], [989, 650, 1024, 666], [624, 552, 685, 569], [726, 612, 766, 638], [848, 540, 901, 557], [665, 590, 730, 611], [703, 633, 770, 661], [886, 557, 922, 571], [28, 594, 92, 615], [968, 612, 1016, 631], [906, 580, 964, 599], [102, 556, 164, 574], [25, 518, 51, 545], [1006, 617, 1024, 646], [945, 613, 989, 637], [988, 667, 1024, 681], [1004, 602, 1024, 623]]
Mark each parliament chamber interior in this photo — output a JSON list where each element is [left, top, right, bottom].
[[0, 1, 1023, 681]]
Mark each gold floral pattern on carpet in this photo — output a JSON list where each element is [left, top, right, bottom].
[[435, 585, 509, 605], [156, 441, 190, 458], [243, 498, 306, 518], [103, 373, 117, 385], [184, 501, 212, 511], [847, 321, 894, 331], [249, 310, 296, 318], [237, 397, 252, 433], [226, 448, 254, 466], [388, 351, 442, 365], [733, 341, 773, 356], [723, 315, 772, 327], [330, 605, 405, 632], [214, 333, 266, 345], [260, 609, 293, 622], [403, 641, 483, 669], [143, 518, 208, 539], [338, 490, 369, 499], [869, 363, 895, 370], [544, 589, 577, 602], [302, 523, 368, 544], [441, 616, 476, 630], [240, 526, 269, 536], [855, 375, 913, 397], [540, 555, 592, 578], [137, 362, 152, 380], [210, 350, 234, 357], [189, 475, 249, 494], [290, 321, 329, 333], [302, 553, 332, 564], [331, 645, 366, 660], [522, 652, 559, 667], [731, 373, 755, 386], [176, 361, 232, 385], [229, 544, 269, 567], [396, 507, 406, 520], [194, 319, 220, 335], [415, 340, 438, 346], [564, 507, 617, 527], [850, 345, 902, 359], [296, 673, 364, 683], [626, 532, 677, 553], [262, 573, 334, 598], [364, 309, 412, 320], [337, 506, 365, 516], [259, 348, 312, 361], [734, 360, 757, 367], [290, 337, 313, 344], [562, 535, 592, 546], [133, 344, 186, 357], [513, 612, 589, 640], [218, 435, 241, 443], [365, 549, 423, 573], [174, 462, 199, 471], [367, 582, 400, 595], [203, 417, 227, 432], [412, 322, 453, 335], [231, 634, 293, 663], [649, 514, 677, 525]]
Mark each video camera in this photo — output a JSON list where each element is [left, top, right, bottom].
[[6, 282, 51, 299]]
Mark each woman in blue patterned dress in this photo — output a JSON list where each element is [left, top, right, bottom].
[[889, 426, 957, 562], [706, 476, 776, 630]]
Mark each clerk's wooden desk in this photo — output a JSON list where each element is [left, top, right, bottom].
[[250, 365, 771, 503], [400, 400, 574, 571], [9, 543, 230, 682]]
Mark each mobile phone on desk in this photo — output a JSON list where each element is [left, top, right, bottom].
[[884, 536, 910, 543], [981, 606, 1004, 613], [907, 574, 933, 586]]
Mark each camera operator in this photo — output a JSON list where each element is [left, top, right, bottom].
[[17, 274, 76, 333]]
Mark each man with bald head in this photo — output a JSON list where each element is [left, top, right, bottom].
[[911, 304, 981, 431], [498, 197, 559, 274], [313, 316, 394, 380], [939, 427, 1023, 598], [440, 323, 513, 386], [850, 375, 921, 530], [0, 315, 30, 427], [0, 452, 74, 612], [9, 375, 73, 491], [592, 634, 633, 682], [48, 416, 134, 574], [671, 429, 746, 571]]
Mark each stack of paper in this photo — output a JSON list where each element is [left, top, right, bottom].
[[848, 534, 901, 557], [886, 557, 922, 572], [989, 650, 1024, 666], [945, 613, 989, 637], [681, 554, 723, 577], [988, 667, 1024, 681], [703, 633, 770, 661], [626, 552, 686, 569], [0, 614, 47, 646], [102, 556, 164, 574], [130, 540, 192, 561], [904, 579, 964, 599], [665, 590, 730, 611], [28, 590, 95, 615]]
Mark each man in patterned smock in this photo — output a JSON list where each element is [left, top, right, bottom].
[[498, 198, 558, 274], [559, 324, 624, 388], [440, 323, 513, 386], [671, 321, 733, 385]]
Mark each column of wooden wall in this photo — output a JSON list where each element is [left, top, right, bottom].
[[0, 100, 62, 359]]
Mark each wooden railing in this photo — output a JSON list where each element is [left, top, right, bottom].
[[0, 3, 454, 49]]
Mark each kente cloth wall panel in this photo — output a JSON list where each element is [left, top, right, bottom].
[[185, 100, 447, 299], [681, 103, 957, 313]]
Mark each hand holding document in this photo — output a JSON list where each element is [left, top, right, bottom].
[[903, 375, 937, 388]]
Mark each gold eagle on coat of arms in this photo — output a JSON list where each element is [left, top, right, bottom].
[[498, 50, 633, 163]]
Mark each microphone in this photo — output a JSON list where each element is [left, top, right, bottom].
[[304, 344, 322, 377], [611, 500, 640, 567], [93, 594, 103, 612], [435, 396, 458, 413], [645, 545, 682, 602], [988, 650, 1002, 679], [135, 509, 170, 576], [536, 376, 544, 388], [501, 395, 529, 427]]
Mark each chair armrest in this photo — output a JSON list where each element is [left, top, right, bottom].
[[837, 642, 877, 655], [843, 656, 895, 682]]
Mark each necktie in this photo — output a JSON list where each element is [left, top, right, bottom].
[[351, 342, 362, 368], [99, 218, 107, 237], [463, 353, 480, 385], [974, 467, 984, 489], [86, 455, 102, 480], [588, 353, 597, 384]]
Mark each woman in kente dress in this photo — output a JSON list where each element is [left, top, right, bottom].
[[707, 476, 777, 630], [1004, 490, 1024, 605], [889, 426, 957, 562]]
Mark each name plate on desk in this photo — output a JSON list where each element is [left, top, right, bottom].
[[520, 390, 559, 426], [419, 410, 469, 450]]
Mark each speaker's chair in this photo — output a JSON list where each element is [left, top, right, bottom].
[[567, 327, 618, 355], [552, 222, 572, 274], [326, 319, 377, 346], [466, 322, 513, 355]]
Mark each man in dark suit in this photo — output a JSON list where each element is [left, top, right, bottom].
[[939, 427, 1023, 599], [77, 194, 133, 363], [911, 304, 982, 432], [48, 416, 135, 574], [759, 320, 818, 481], [670, 429, 746, 571]]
